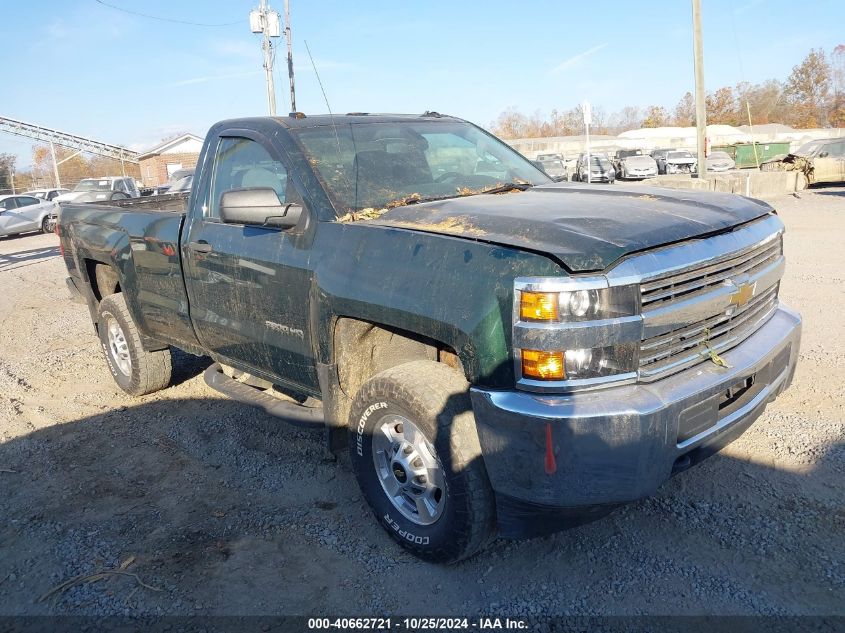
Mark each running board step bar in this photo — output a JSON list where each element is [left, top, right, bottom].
[[203, 363, 324, 428]]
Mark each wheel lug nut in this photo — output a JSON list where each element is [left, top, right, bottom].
[[403, 445, 412, 455], [413, 458, 423, 468], [416, 475, 427, 484], [395, 423, 403, 433]]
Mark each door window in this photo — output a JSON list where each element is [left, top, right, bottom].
[[0, 198, 17, 211], [114, 180, 128, 193], [16, 196, 40, 207], [207, 136, 290, 219], [828, 142, 845, 158]]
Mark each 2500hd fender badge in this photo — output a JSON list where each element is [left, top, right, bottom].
[[265, 320, 304, 339]]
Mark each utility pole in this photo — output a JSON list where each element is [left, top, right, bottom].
[[284, 0, 296, 112], [250, 1, 281, 115], [49, 140, 62, 189], [9, 165, 15, 194], [583, 101, 592, 184], [692, 0, 707, 178]]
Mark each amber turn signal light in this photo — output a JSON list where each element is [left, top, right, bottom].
[[520, 292, 559, 322], [521, 349, 565, 380]]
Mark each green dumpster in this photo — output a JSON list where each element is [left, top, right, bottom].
[[712, 142, 791, 169]]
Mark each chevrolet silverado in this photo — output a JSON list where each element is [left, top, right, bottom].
[[58, 112, 801, 563]]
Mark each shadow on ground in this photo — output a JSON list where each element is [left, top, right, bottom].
[[0, 392, 842, 617]]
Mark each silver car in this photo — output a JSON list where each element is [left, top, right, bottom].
[[23, 188, 70, 202], [0, 194, 58, 236], [706, 151, 736, 172], [618, 154, 658, 180]]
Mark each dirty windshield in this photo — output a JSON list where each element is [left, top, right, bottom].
[[293, 119, 550, 214]]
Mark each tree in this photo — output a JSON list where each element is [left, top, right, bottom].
[[784, 48, 831, 127], [610, 106, 642, 132], [734, 80, 784, 125], [0, 153, 16, 193], [490, 107, 529, 139], [830, 45, 845, 127], [642, 105, 669, 128], [673, 92, 696, 126], [706, 87, 737, 124]]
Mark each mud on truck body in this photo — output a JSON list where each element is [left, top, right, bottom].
[[58, 112, 801, 563]]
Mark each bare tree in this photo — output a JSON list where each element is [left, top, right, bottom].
[[673, 92, 696, 126], [0, 153, 16, 192]]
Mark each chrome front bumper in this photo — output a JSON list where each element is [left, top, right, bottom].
[[470, 305, 801, 520]]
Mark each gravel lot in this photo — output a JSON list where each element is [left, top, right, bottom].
[[0, 186, 843, 617]]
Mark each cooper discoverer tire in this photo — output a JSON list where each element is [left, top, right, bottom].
[[97, 293, 172, 396], [348, 360, 495, 564]]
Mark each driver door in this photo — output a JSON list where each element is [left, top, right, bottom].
[[182, 131, 319, 392]]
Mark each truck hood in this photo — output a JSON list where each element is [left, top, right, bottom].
[[372, 183, 773, 272]]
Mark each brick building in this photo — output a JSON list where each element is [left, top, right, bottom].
[[137, 133, 204, 187]]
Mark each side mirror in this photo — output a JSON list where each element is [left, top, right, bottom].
[[818, 151, 829, 158], [219, 188, 303, 229]]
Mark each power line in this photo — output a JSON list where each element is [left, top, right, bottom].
[[93, 0, 243, 27]]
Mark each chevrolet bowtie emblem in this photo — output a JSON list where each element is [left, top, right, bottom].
[[729, 281, 756, 306]]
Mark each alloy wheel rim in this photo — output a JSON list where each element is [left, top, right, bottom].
[[371, 413, 445, 526], [106, 316, 132, 376]]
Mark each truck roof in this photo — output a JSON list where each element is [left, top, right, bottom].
[[217, 112, 462, 130]]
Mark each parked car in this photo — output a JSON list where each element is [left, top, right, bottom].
[[535, 153, 563, 162], [650, 148, 675, 170], [54, 177, 140, 205], [153, 169, 195, 195], [59, 112, 800, 563], [706, 151, 736, 172], [0, 194, 58, 236], [23, 188, 69, 201], [761, 138, 845, 184], [534, 157, 568, 181], [167, 174, 193, 193], [571, 153, 615, 183], [659, 150, 697, 175], [614, 149, 658, 180]]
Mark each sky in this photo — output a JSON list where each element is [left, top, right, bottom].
[[1, 0, 842, 169]]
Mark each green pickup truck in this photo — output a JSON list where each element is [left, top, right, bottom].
[[58, 112, 802, 563]]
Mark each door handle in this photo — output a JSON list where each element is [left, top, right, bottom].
[[188, 241, 213, 253]]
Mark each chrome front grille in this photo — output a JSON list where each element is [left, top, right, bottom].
[[641, 238, 782, 309], [637, 232, 784, 381]]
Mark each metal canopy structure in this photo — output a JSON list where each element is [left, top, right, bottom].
[[0, 115, 139, 164]]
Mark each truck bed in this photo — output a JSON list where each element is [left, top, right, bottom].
[[94, 191, 190, 213]]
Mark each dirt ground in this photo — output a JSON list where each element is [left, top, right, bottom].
[[0, 186, 843, 618]]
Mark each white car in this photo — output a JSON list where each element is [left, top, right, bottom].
[[54, 177, 140, 205], [23, 188, 70, 202], [0, 194, 59, 237], [706, 151, 736, 172]]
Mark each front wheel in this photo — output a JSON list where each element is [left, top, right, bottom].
[[348, 360, 496, 563], [97, 293, 172, 396]]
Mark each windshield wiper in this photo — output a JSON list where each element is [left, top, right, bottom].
[[476, 182, 533, 194]]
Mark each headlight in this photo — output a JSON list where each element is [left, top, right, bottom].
[[519, 285, 638, 323], [515, 278, 642, 389]]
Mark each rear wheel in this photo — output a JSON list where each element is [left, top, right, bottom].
[[97, 294, 172, 396], [41, 215, 56, 234], [348, 360, 496, 563]]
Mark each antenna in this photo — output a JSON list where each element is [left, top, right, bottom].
[[304, 40, 344, 167]]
